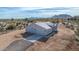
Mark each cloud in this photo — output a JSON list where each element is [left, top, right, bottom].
[[20, 7, 42, 11], [0, 7, 79, 18]]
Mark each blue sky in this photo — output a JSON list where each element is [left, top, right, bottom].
[[0, 7, 79, 19]]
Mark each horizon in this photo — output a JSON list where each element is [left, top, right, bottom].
[[0, 7, 79, 19]]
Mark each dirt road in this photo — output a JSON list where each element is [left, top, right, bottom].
[[0, 29, 25, 50]]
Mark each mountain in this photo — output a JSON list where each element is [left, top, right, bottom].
[[52, 14, 72, 19], [73, 16, 79, 19]]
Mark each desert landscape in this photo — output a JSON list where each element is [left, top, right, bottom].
[[0, 18, 78, 51], [0, 7, 79, 51]]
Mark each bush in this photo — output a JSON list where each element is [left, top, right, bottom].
[[0, 26, 4, 31], [6, 24, 16, 30]]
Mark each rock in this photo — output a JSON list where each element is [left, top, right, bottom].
[[26, 24, 76, 51], [26, 22, 57, 35], [3, 40, 33, 51]]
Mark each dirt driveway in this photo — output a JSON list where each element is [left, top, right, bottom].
[[0, 29, 25, 50]]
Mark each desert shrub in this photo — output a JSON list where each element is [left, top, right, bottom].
[[75, 28, 79, 36], [6, 24, 16, 30], [0, 26, 4, 31]]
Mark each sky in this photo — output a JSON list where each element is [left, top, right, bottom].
[[0, 0, 79, 19], [0, 7, 79, 19]]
